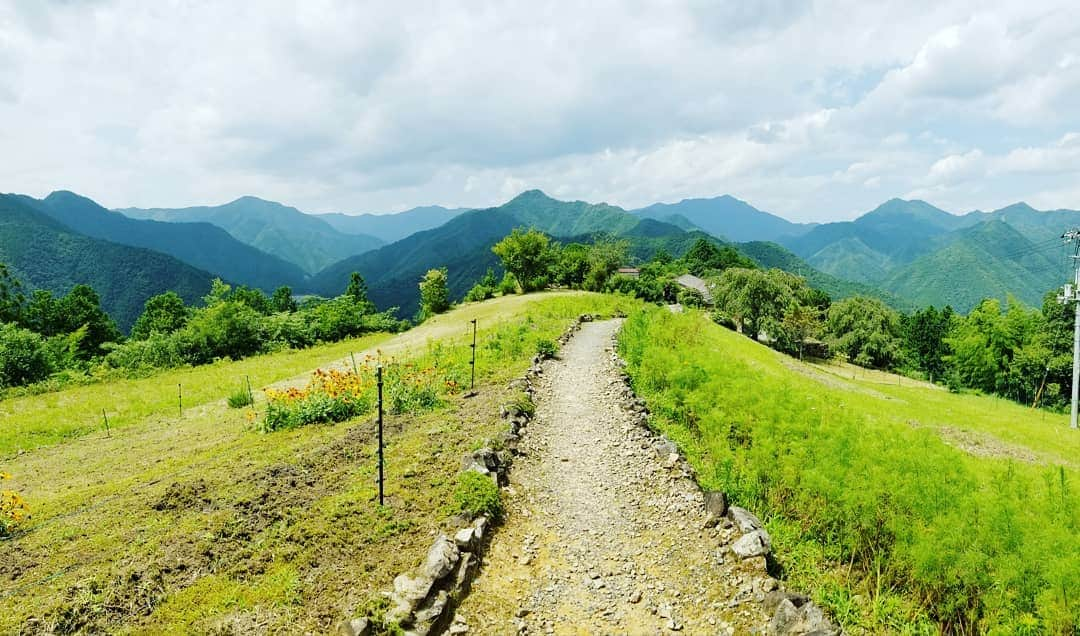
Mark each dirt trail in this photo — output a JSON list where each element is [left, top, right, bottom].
[[456, 320, 767, 635]]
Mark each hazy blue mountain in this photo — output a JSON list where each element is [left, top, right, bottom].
[[27, 191, 306, 291], [978, 202, 1080, 246], [315, 205, 466, 243], [118, 196, 384, 274], [501, 190, 640, 236], [0, 194, 214, 330], [633, 195, 815, 242], [881, 220, 1062, 312]]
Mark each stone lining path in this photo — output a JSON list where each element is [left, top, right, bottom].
[[454, 320, 771, 635]]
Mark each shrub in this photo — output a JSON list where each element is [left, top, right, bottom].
[[103, 331, 185, 373], [418, 268, 451, 318], [453, 470, 502, 520], [384, 363, 445, 414], [178, 301, 263, 364], [0, 323, 52, 388], [227, 383, 253, 409], [261, 312, 316, 350], [498, 272, 518, 296], [535, 338, 558, 359], [0, 472, 30, 537]]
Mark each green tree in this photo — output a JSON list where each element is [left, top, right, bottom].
[[946, 297, 1044, 400], [555, 243, 590, 287], [203, 278, 233, 306], [492, 228, 554, 292], [270, 286, 298, 313], [55, 285, 122, 358], [345, 272, 371, 307], [418, 268, 450, 318], [682, 239, 754, 277], [583, 238, 630, 291], [0, 323, 52, 387], [0, 264, 24, 325], [231, 286, 272, 314], [24, 290, 64, 336], [131, 291, 189, 340], [709, 268, 793, 339], [775, 303, 824, 360], [827, 296, 903, 369], [903, 306, 954, 382], [464, 268, 498, 302]]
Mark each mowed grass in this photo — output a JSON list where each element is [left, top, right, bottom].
[[619, 307, 1080, 634], [0, 291, 639, 634]]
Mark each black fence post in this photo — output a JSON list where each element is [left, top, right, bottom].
[[102, 409, 110, 438], [469, 318, 477, 391], [178, 383, 183, 416], [377, 364, 384, 507]]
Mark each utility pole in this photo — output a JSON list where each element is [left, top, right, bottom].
[[1058, 229, 1080, 429]]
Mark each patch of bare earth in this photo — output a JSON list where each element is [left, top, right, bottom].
[[457, 321, 769, 634]]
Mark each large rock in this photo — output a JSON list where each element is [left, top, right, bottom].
[[703, 491, 728, 517], [412, 590, 450, 633], [731, 529, 772, 559], [338, 617, 372, 636], [766, 596, 839, 635], [394, 573, 435, 603], [422, 534, 460, 581], [727, 506, 764, 533], [450, 551, 479, 601]]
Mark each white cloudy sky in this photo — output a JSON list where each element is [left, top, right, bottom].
[[1, 0, 1079, 221]]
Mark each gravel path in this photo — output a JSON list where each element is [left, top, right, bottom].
[[455, 320, 768, 635]]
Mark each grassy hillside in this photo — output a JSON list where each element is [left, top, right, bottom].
[[118, 197, 384, 274], [0, 291, 638, 633], [882, 220, 1062, 311], [0, 194, 214, 330], [27, 191, 307, 291], [619, 308, 1079, 632]]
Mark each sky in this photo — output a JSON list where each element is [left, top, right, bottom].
[[1, 1, 1079, 222]]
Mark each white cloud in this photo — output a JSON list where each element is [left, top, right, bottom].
[[0, 1, 1078, 220]]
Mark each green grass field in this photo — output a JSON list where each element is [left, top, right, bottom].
[[0, 291, 638, 634], [619, 307, 1079, 634]]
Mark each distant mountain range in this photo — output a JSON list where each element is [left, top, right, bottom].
[[309, 190, 890, 317], [27, 191, 307, 292], [3, 184, 1079, 327], [632, 194, 1080, 310], [314, 205, 466, 243], [0, 194, 214, 330], [117, 197, 385, 274]]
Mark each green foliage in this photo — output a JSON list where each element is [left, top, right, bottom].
[[231, 286, 273, 314], [270, 286, 297, 313], [130, 291, 189, 340], [0, 264, 25, 324], [453, 470, 503, 520], [463, 269, 498, 303], [945, 297, 1047, 402], [346, 272, 376, 312], [418, 268, 451, 318], [498, 272, 518, 296], [492, 228, 554, 292], [179, 301, 264, 364], [827, 296, 902, 368], [535, 338, 557, 359], [682, 238, 755, 277], [260, 312, 316, 350], [226, 383, 253, 409], [103, 331, 185, 372], [0, 323, 52, 387], [618, 307, 1080, 633], [709, 268, 792, 338], [902, 305, 953, 381]]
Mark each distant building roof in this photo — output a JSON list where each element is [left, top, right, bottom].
[[616, 267, 640, 277], [675, 274, 713, 304]]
